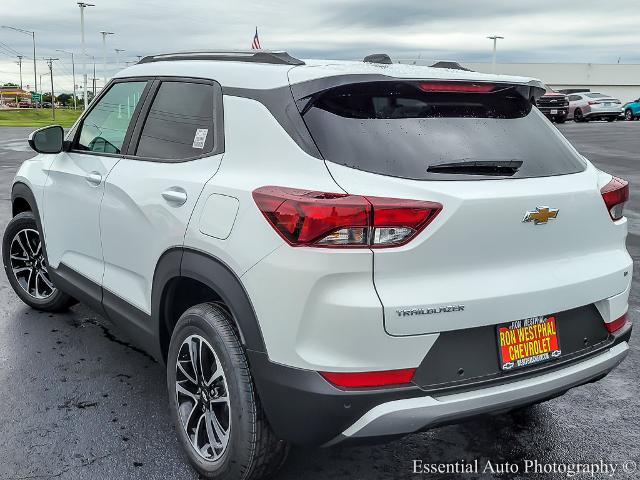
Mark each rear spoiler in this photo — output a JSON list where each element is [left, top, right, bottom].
[[291, 75, 547, 112]]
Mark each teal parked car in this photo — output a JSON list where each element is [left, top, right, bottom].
[[623, 98, 640, 120]]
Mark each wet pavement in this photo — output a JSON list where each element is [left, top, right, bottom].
[[0, 123, 638, 479]]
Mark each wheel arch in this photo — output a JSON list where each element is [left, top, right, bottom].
[[10, 182, 50, 263], [152, 248, 267, 363], [11, 182, 37, 217]]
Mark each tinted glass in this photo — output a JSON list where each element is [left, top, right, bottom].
[[136, 82, 215, 160], [586, 93, 606, 98], [77, 81, 147, 154], [303, 82, 586, 180]]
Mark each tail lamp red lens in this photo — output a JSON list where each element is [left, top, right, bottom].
[[319, 368, 416, 388], [605, 313, 627, 333], [417, 82, 495, 93], [252, 186, 442, 248], [600, 176, 629, 221]]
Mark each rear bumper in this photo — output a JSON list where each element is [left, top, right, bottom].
[[328, 338, 628, 446], [249, 323, 631, 447], [585, 109, 622, 118]]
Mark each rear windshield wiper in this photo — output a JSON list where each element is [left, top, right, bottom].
[[427, 160, 523, 176]]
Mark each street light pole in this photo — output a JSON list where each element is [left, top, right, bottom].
[[56, 49, 77, 110], [78, 2, 95, 109], [115, 48, 125, 68], [487, 35, 504, 74], [99, 31, 114, 86], [2, 26, 38, 107]]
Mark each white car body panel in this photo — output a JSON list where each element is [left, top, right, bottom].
[[183, 96, 341, 277], [326, 161, 632, 336], [42, 151, 119, 284], [100, 155, 223, 314]]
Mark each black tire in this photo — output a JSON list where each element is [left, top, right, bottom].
[[573, 108, 584, 122], [167, 303, 288, 480], [625, 109, 634, 121], [2, 211, 75, 312], [555, 117, 566, 124]]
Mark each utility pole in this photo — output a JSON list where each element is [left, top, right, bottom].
[[487, 35, 504, 74], [16, 55, 23, 90], [45, 57, 59, 120], [99, 31, 114, 86], [56, 49, 77, 109], [78, 2, 95, 109], [2, 26, 38, 107]]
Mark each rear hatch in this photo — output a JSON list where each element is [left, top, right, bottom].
[[299, 79, 631, 336], [584, 93, 622, 110]]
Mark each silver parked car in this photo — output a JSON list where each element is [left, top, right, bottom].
[[568, 92, 623, 122]]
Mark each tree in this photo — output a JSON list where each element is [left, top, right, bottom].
[[3, 82, 18, 87], [57, 93, 71, 106]]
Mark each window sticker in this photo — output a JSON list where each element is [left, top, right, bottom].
[[192, 128, 209, 149]]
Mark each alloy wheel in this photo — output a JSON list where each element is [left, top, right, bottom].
[[175, 334, 231, 462], [9, 228, 56, 300]]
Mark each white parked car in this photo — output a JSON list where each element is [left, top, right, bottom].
[[567, 92, 623, 122], [2, 51, 633, 480]]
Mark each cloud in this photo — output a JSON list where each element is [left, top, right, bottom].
[[0, 0, 638, 92]]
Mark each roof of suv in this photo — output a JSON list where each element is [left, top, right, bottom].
[[114, 50, 543, 91]]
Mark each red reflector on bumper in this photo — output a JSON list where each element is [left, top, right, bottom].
[[605, 313, 627, 333], [319, 368, 416, 388]]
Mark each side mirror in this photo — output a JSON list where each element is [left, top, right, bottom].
[[28, 125, 64, 154]]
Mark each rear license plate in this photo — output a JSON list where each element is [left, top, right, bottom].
[[551, 109, 558, 114], [497, 316, 561, 371], [604, 103, 611, 107]]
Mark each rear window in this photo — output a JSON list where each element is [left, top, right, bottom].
[[302, 82, 586, 180], [586, 93, 606, 98]]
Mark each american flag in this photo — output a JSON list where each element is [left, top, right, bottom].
[[251, 27, 261, 50]]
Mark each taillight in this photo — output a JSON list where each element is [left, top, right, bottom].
[[601, 176, 629, 221], [588, 101, 598, 105], [605, 313, 627, 333], [417, 82, 495, 93], [319, 368, 416, 388], [253, 186, 441, 248]]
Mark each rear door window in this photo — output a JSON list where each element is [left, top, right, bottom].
[[135, 81, 218, 160], [302, 82, 586, 180]]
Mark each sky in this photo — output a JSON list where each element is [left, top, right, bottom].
[[1, 0, 639, 93]]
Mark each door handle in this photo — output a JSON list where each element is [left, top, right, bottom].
[[85, 171, 102, 187], [162, 187, 188, 206]]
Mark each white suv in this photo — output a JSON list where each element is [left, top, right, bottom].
[[2, 51, 633, 479]]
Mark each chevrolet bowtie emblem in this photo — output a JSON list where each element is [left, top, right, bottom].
[[522, 206, 559, 224]]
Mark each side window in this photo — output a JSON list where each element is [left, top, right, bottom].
[[76, 81, 147, 154], [135, 81, 217, 160]]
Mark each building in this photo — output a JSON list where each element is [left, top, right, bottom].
[[0, 86, 31, 106], [396, 60, 640, 103]]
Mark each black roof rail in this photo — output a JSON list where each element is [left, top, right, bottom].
[[137, 50, 305, 66]]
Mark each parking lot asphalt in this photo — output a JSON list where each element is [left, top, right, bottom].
[[0, 122, 638, 480]]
